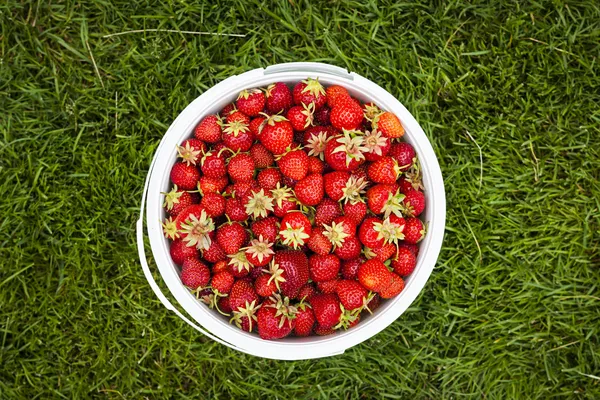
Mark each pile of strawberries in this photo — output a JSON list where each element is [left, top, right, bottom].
[[162, 78, 426, 340]]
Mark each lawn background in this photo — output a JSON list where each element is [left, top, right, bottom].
[[1, 0, 599, 398]]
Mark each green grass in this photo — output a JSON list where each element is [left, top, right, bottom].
[[1, 0, 600, 398]]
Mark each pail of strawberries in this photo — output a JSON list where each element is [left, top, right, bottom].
[[136, 62, 446, 360]]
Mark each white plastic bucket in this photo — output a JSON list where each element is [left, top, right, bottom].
[[137, 62, 446, 360]]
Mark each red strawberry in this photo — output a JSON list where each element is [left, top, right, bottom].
[[366, 184, 404, 217], [324, 132, 367, 172], [379, 273, 405, 299], [303, 125, 337, 159], [212, 259, 229, 273], [294, 174, 324, 206], [343, 201, 367, 225], [279, 212, 312, 249], [326, 85, 350, 108], [231, 181, 260, 204], [341, 258, 363, 280], [170, 162, 200, 190], [216, 223, 248, 255], [177, 138, 205, 166], [403, 217, 425, 244], [286, 104, 314, 131], [226, 110, 250, 125], [292, 78, 327, 110], [273, 250, 309, 298], [314, 106, 330, 125], [372, 243, 397, 262], [298, 283, 318, 301], [266, 82, 293, 114], [365, 293, 381, 313], [309, 293, 342, 330], [317, 279, 340, 294], [358, 217, 385, 249], [399, 242, 420, 257], [229, 279, 259, 312], [330, 97, 363, 131], [257, 168, 282, 191], [332, 216, 357, 237], [294, 303, 316, 337], [334, 236, 362, 260], [217, 296, 232, 314], [170, 239, 199, 265], [260, 115, 294, 155], [203, 241, 227, 263], [180, 259, 210, 289], [389, 142, 415, 170], [351, 163, 369, 182], [224, 198, 248, 222], [251, 217, 279, 243], [200, 192, 226, 217], [198, 176, 228, 195], [211, 271, 235, 294], [220, 103, 236, 118], [392, 246, 417, 276], [244, 188, 275, 219], [368, 156, 401, 184], [249, 116, 267, 138], [255, 273, 277, 297], [228, 251, 253, 278], [314, 325, 336, 336], [309, 254, 341, 282], [336, 280, 368, 311], [307, 156, 324, 174], [402, 190, 425, 217], [250, 143, 274, 168], [358, 259, 393, 292], [162, 185, 199, 217], [175, 205, 214, 250], [257, 298, 296, 340], [244, 235, 274, 267], [277, 149, 309, 180], [307, 227, 333, 255], [223, 128, 253, 152], [362, 129, 391, 162], [194, 115, 222, 143], [314, 198, 342, 226], [375, 111, 405, 138], [201, 152, 227, 178], [236, 89, 265, 116], [227, 153, 255, 183], [324, 171, 350, 201]]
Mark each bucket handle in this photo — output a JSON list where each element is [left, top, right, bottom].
[[264, 62, 353, 81], [136, 146, 249, 354]]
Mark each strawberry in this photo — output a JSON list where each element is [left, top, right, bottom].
[[279, 212, 312, 249], [351, 163, 369, 182], [194, 115, 222, 143], [265, 82, 293, 114], [226, 110, 250, 125], [257, 168, 281, 192], [254, 273, 277, 297], [176, 206, 215, 250], [304, 126, 336, 159], [286, 103, 314, 131], [402, 190, 425, 217], [294, 303, 316, 337], [257, 296, 296, 340], [217, 296, 232, 314], [389, 142, 415, 170], [228, 251, 253, 278], [216, 223, 248, 255], [162, 185, 199, 217], [375, 111, 405, 138], [372, 242, 397, 262], [309, 254, 341, 282], [223, 128, 253, 152], [170, 239, 199, 265], [308, 156, 324, 174], [177, 138, 205, 166], [336, 280, 368, 311], [363, 102, 381, 123], [245, 189, 275, 219], [366, 184, 405, 217], [358, 217, 385, 249], [314, 106, 330, 125], [180, 259, 211, 289], [170, 162, 200, 190], [200, 192, 226, 217], [343, 201, 367, 226], [201, 151, 227, 178], [379, 273, 405, 299], [362, 129, 390, 162], [229, 279, 259, 312], [294, 174, 324, 206], [224, 198, 248, 222], [227, 153, 255, 182], [334, 236, 362, 260], [277, 148, 309, 180], [273, 250, 309, 299], [250, 143, 274, 168], [324, 171, 350, 201], [330, 97, 363, 131], [314, 325, 336, 336], [326, 85, 350, 108], [162, 216, 180, 240], [251, 217, 280, 243], [368, 156, 400, 184], [341, 258, 363, 280], [244, 235, 275, 267], [314, 198, 342, 226], [332, 216, 357, 237], [249, 116, 267, 138], [260, 115, 294, 155], [307, 227, 333, 255], [293, 78, 327, 110], [322, 220, 351, 250], [230, 308, 258, 333], [297, 283, 317, 301], [281, 175, 297, 188], [236, 89, 265, 117], [220, 103, 236, 118], [198, 176, 228, 195], [365, 293, 381, 313], [231, 181, 260, 204], [212, 259, 229, 273], [309, 293, 342, 330], [358, 259, 393, 292], [392, 246, 416, 276], [211, 270, 235, 294], [317, 279, 340, 294], [324, 131, 367, 171], [203, 241, 227, 263], [399, 242, 420, 257], [403, 217, 425, 244]]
